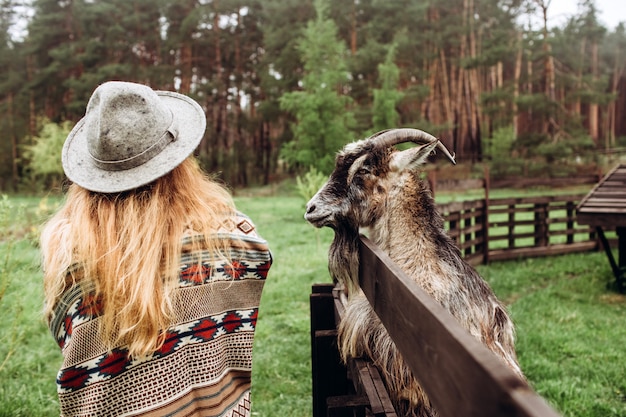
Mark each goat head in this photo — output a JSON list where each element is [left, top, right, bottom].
[[304, 128, 455, 230]]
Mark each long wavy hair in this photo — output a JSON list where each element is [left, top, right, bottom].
[[41, 157, 236, 358]]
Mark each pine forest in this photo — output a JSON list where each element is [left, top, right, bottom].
[[1, 0, 625, 190]]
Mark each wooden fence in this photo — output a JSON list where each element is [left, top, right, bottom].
[[311, 236, 563, 417], [438, 194, 601, 266], [431, 175, 600, 193]]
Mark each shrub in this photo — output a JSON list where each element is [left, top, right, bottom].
[[21, 118, 72, 192], [296, 166, 328, 204]]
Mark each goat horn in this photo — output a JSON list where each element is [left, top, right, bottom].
[[368, 128, 456, 165]]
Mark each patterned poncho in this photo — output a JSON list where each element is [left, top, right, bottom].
[[48, 213, 272, 417]]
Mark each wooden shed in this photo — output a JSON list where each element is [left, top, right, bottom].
[[576, 163, 626, 292]]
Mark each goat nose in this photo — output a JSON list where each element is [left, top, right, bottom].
[[306, 203, 316, 214]]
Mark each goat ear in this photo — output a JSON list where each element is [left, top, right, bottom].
[[390, 142, 438, 172]]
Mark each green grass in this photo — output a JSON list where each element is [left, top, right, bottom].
[[236, 196, 334, 417], [0, 239, 62, 417], [479, 254, 626, 417], [1, 193, 625, 417]]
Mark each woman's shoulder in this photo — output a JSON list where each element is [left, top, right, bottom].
[[218, 211, 262, 239]]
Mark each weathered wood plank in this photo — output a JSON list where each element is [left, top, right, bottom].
[[577, 212, 626, 228], [583, 198, 626, 206], [489, 194, 584, 207], [358, 236, 562, 417], [488, 219, 536, 228], [577, 164, 623, 214], [489, 242, 598, 261], [490, 176, 597, 189], [349, 359, 398, 417], [326, 395, 369, 417], [489, 231, 537, 241], [602, 180, 626, 187], [311, 284, 351, 417], [578, 207, 626, 214], [451, 222, 483, 235]]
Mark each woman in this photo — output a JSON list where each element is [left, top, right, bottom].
[[40, 81, 272, 416]]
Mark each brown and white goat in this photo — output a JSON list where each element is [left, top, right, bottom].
[[304, 129, 524, 417]]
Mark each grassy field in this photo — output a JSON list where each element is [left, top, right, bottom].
[[1, 192, 625, 417]]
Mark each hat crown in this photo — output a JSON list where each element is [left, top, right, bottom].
[[62, 80, 206, 193], [85, 82, 174, 170]]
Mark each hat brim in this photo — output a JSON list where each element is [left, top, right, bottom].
[[62, 91, 206, 193]]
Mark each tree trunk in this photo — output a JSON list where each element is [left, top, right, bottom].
[[440, 48, 453, 139], [513, 32, 523, 138], [589, 41, 599, 145], [574, 37, 586, 116], [537, 0, 555, 137], [350, 0, 357, 55], [607, 41, 625, 146], [8, 92, 18, 191], [27, 55, 36, 137], [234, 9, 248, 187], [466, 0, 481, 161]]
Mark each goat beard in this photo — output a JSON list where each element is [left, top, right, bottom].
[[328, 221, 360, 296], [329, 221, 437, 416]]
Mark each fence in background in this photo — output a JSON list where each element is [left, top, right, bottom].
[[438, 194, 602, 265]]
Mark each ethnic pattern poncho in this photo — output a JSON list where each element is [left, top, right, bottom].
[[48, 213, 272, 417]]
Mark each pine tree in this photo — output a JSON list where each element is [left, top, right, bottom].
[[371, 44, 402, 132], [0, 0, 28, 190], [279, 0, 355, 174]]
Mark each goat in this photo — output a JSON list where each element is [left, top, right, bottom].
[[304, 129, 524, 417]]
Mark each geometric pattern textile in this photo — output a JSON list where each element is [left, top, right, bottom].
[[48, 212, 272, 417]]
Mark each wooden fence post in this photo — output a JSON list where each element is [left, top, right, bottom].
[[310, 283, 350, 417], [534, 203, 549, 247], [464, 211, 472, 257], [566, 201, 575, 245], [508, 204, 516, 249], [449, 210, 460, 247], [482, 165, 490, 264]]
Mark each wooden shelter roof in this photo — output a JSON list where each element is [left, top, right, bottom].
[[577, 164, 626, 228]]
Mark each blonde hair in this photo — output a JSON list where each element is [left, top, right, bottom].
[[41, 157, 236, 358]]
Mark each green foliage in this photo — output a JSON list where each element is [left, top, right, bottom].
[[484, 126, 515, 159], [21, 118, 71, 190], [371, 44, 403, 132], [535, 137, 595, 163], [279, 0, 356, 174], [483, 126, 524, 176], [2, 0, 626, 190], [295, 166, 328, 204], [485, 126, 597, 178]]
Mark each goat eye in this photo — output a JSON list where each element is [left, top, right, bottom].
[[357, 168, 369, 176]]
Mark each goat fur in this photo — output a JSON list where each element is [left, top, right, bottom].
[[305, 135, 524, 417]]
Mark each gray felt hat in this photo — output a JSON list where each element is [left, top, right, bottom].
[[62, 81, 206, 193]]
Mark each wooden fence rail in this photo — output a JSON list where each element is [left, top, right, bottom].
[[438, 194, 601, 265], [311, 236, 563, 417]]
